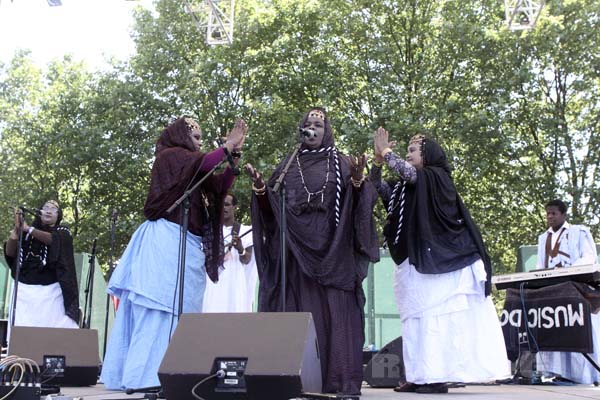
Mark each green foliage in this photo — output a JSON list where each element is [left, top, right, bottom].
[[1, 0, 598, 283]]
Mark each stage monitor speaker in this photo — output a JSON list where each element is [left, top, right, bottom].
[[8, 326, 100, 386], [158, 312, 322, 400], [364, 336, 405, 388]]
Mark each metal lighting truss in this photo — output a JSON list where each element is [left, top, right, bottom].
[[185, 0, 235, 45], [505, 0, 544, 31]]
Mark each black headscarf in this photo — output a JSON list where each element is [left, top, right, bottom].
[[385, 137, 493, 296], [251, 108, 380, 311], [4, 201, 80, 324]]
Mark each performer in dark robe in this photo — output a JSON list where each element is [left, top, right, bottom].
[[101, 116, 247, 390], [4, 200, 80, 329], [371, 128, 509, 393], [245, 108, 379, 395]]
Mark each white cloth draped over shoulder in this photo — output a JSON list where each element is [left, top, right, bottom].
[[203, 224, 257, 312], [536, 223, 599, 384], [394, 257, 510, 384]]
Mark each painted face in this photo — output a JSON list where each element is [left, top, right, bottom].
[[406, 141, 423, 169], [302, 116, 325, 150], [40, 202, 59, 227], [545, 206, 567, 231], [189, 126, 202, 151], [223, 194, 236, 221]]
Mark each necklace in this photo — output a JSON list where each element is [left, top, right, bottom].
[[296, 152, 330, 203]]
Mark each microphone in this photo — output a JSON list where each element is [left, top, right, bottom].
[[299, 128, 318, 138], [217, 138, 240, 176], [19, 206, 41, 216]]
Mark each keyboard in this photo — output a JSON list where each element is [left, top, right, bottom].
[[492, 263, 600, 290]]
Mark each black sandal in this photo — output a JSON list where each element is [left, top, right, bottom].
[[415, 383, 448, 394], [393, 382, 419, 392]]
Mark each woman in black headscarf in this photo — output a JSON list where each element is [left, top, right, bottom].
[[4, 200, 80, 329], [245, 108, 380, 395], [371, 127, 509, 394]]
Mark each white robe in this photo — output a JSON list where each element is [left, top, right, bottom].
[[203, 224, 258, 312], [536, 222, 597, 269], [394, 257, 510, 384], [536, 223, 599, 383]]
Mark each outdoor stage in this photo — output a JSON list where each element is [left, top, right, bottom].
[[57, 382, 600, 400]]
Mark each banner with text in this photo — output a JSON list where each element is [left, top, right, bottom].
[[500, 281, 593, 361]]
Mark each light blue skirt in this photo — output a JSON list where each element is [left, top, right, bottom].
[[100, 218, 206, 390]]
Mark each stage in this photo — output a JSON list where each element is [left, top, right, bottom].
[[56, 382, 600, 399]]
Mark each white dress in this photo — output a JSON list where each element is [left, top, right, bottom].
[[394, 257, 511, 384], [203, 224, 258, 312]]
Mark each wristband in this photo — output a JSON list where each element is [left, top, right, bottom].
[[252, 183, 266, 195], [373, 159, 384, 167], [239, 248, 247, 257], [351, 176, 365, 188], [27, 226, 35, 235]]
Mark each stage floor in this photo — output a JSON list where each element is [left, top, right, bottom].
[[57, 382, 600, 399]]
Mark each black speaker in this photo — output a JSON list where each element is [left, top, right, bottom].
[[8, 326, 100, 386], [158, 312, 322, 400], [364, 336, 405, 388]]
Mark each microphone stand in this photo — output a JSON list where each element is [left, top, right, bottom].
[[272, 143, 302, 312], [82, 238, 97, 329], [103, 212, 118, 358], [166, 157, 229, 320], [9, 211, 25, 330]]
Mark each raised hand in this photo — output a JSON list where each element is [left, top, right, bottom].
[[225, 119, 248, 152], [244, 163, 265, 190], [349, 154, 367, 181], [13, 207, 27, 231], [373, 127, 391, 158]]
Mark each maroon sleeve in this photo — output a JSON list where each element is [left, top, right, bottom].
[[200, 148, 226, 172]]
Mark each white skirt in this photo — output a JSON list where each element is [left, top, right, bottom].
[[394, 257, 510, 384], [9, 282, 79, 329]]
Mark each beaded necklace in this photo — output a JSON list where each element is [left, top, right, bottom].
[[296, 145, 342, 227], [296, 151, 330, 204]]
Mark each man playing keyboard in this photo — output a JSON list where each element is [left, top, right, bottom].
[[536, 199, 598, 383]]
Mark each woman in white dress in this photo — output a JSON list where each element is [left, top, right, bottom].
[[370, 129, 510, 393]]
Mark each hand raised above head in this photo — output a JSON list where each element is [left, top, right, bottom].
[[225, 119, 248, 151], [374, 126, 396, 159]]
